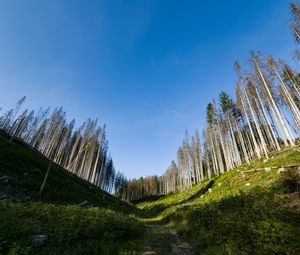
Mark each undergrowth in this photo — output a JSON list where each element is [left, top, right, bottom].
[[0, 202, 143, 254]]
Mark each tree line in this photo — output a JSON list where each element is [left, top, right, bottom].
[[1, 3, 300, 201], [116, 2, 300, 201], [0, 99, 127, 195]]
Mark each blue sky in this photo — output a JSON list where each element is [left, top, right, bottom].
[[0, 0, 296, 178]]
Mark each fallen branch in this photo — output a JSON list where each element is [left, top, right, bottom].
[[241, 164, 300, 174]]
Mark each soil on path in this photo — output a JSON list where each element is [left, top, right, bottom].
[[141, 220, 194, 255]]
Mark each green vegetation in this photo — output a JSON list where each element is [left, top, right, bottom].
[[1, 134, 300, 254], [1, 2, 300, 254], [136, 149, 300, 254], [0, 134, 135, 213], [0, 134, 143, 254], [0, 202, 142, 255]]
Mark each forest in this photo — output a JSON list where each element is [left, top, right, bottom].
[[116, 3, 300, 201], [1, 4, 300, 203], [0, 98, 127, 195], [0, 2, 300, 255]]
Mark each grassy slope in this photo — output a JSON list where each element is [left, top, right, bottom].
[[136, 149, 300, 255], [0, 134, 134, 211], [1, 133, 300, 254], [0, 135, 143, 254]]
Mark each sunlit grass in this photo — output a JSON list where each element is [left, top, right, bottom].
[[135, 149, 300, 254], [1, 133, 300, 254]]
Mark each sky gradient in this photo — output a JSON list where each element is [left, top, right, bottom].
[[0, 0, 296, 178]]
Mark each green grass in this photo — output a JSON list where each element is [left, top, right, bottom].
[[0, 134, 137, 214], [0, 202, 143, 255], [0, 134, 143, 254], [1, 133, 300, 254], [136, 150, 300, 254]]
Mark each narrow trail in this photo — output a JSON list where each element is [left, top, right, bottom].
[[141, 220, 194, 255]]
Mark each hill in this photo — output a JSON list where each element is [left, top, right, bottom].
[[136, 148, 300, 254], [1, 134, 300, 254], [0, 134, 143, 254]]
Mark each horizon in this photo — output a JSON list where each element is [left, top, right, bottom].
[[0, 0, 296, 178]]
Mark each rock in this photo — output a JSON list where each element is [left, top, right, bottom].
[[208, 188, 212, 193], [24, 196, 31, 201], [265, 167, 271, 172], [32, 234, 47, 246], [246, 183, 251, 186], [277, 167, 286, 174], [218, 182, 222, 187]]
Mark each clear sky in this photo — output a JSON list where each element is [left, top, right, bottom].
[[0, 0, 296, 178]]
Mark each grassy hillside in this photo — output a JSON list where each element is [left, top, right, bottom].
[[136, 149, 300, 254], [0, 134, 143, 254], [1, 133, 300, 254], [0, 133, 136, 212]]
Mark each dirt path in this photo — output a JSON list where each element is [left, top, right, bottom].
[[141, 220, 194, 255]]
